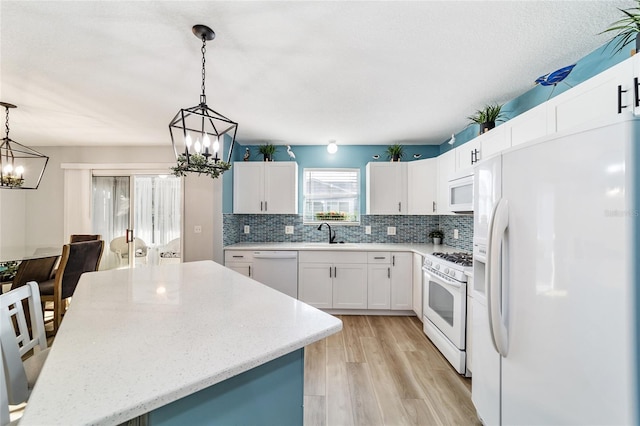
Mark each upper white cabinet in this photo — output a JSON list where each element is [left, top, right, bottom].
[[233, 162, 298, 214], [548, 56, 636, 133], [455, 138, 481, 171], [508, 103, 549, 148], [407, 158, 437, 215], [436, 149, 456, 215], [366, 162, 408, 215]]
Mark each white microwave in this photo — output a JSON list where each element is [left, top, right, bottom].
[[448, 173, 474, 213]]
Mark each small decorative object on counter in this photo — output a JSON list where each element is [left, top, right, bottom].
[[467, 103, 505, 134], [258, 143, 277, 161], [315, 211, 347, 221], [429, 229, 444, 245], [385, 143, 404, 162], [243, 147, 250, 161]]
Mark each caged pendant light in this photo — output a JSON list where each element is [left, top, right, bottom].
[[169, 25, 238, 179], [0, 102, 49, 190]]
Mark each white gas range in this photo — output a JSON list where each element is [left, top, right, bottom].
[[422, 251, 472, 375]]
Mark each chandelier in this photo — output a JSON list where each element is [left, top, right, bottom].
[[169, 25, 238, 179], [0, 102, 49, 189]]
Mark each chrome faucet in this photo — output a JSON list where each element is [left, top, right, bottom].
[[317, 222, 337, 244]]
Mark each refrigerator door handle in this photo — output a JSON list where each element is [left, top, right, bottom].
[[486, 198, 509, 357]]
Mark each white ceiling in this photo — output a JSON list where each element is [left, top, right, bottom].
[[0, 0, 634, 147]]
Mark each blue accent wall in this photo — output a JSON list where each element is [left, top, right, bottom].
[[439, 40, 634, 154], [223, 144, 439, 214]]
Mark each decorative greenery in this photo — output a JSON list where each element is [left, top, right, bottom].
[[467, 103, 505, 125], [315, 211, 348, 221], [428, 229, 444, 239], [385, 143, 405, 161], [0, 175, 24, 188], [258, 143, 278, 156], [171, 154, 231, 179], [0, 261, 19, 282], [600, 0, 640, 54]]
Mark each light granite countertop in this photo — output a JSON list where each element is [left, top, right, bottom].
[[224, 242, 465, 257], [20, 261, 342, 426]]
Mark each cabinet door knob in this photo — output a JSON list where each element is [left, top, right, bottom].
[[618, 84, 628, 114]]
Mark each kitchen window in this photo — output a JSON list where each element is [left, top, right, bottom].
[[303, 168, 360, 224]]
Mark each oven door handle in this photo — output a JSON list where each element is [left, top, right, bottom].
[[486, 198, 509, 358], [422, 269, 463, 289]]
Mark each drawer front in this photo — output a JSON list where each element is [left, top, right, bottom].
[[224, 250, 254, 263], [367, 252, 391, 264], [298, 251, 367, 264]]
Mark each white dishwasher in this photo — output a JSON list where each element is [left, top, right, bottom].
[[252, 251, 298, 298]]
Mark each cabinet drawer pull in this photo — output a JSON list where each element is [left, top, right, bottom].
[[265, 201, 268, 211], [334, 266, 337, 277], [329, 267, 332, 278], [374, 256, 386, 260], [388, 267, 391, 278], [248, 265, 251, 277], [618, 85, 628, 114], [232, 255, 244, 258], [260, 201, 263, 211]]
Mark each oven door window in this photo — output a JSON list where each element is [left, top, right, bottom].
[[428, 280, 454, 326]]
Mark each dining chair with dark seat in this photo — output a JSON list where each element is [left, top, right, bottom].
[[69, 234, 102, 243], [38, 240, 104, 333], [10, 256, 60, 292]]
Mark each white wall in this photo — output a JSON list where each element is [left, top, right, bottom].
[[1, 145, 222, 263]]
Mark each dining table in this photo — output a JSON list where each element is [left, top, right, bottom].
[[0, 245, 61, 263], [19, 260, 342, 425]]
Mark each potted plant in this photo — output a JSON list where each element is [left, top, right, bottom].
[[258, 143, 278, 161], [467, 103, 505, 134], [386, 143, 405, 162], [600, 0, 640, 55], [428, 229, 444, 245]]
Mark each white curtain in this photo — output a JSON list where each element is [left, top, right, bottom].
[[133, 176, 181, 247], [92, 176, 130, 247]]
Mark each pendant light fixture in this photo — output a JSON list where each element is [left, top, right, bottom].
[[169, 25, 238, 179], [0, 102, 49, 190]]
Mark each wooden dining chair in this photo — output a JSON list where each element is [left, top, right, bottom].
[[10, 256, 59, 292], [69, 234, 101, 243], [38, 240, 104, 333], [0, 282, 49, 408]]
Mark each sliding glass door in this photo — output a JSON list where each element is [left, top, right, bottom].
[[92, 174, 181, 270]]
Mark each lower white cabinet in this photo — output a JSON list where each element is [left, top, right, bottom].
[[412, 253, 424, 318], [298, 251, 367, 309], [224, 251, 253, 278], [368, 263, 391, 309], [298, 262, 333, 308], [390, 252, 412, 310], [298, 250, 414, 311]]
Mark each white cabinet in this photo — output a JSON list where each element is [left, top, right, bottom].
[[233, 162, 298, 214], [366, 252, 412, 310], [407, 158, 437, 215], [298, 251, 367, 309], [366, 162, 407, 215], [508, 103, 549, 148], [390, 252, 412, 310], [548, 56, 635, 133], [224, 250, 253, 278], [478, 125, 509, 159], [412, 253, 423, 319], [436, 149, 456, 215], [367, 263, 391, 309], [455, 138, 481, 171], [298, 262, 333, 308]]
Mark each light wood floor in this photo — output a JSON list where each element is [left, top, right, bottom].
[[303, 315, 481, 426]]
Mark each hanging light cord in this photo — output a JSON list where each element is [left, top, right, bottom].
[[200, 37, 207, 106], [4, 106, 10, 140]]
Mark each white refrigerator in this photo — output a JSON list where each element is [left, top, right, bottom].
[[471, 115, 638, 425]]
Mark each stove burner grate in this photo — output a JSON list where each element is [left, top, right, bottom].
[[431, 252, 473, 267]]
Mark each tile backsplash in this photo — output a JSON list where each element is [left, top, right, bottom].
[[224, 214, 473, 252]]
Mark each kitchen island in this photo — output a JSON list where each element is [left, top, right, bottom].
[[19, 260, 342, 425]]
